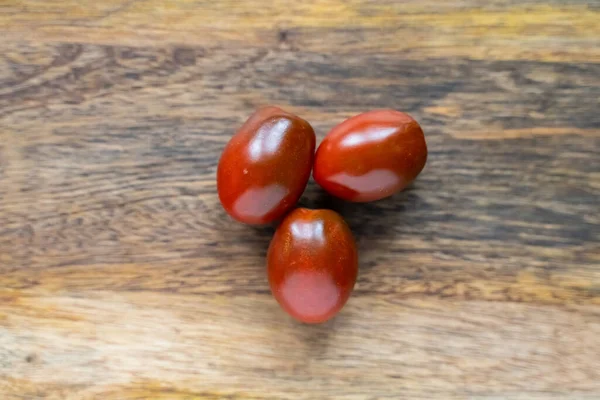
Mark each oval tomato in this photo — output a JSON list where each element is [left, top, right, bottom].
[[268, 208, 358, 323], [313, 110, 427, 202], [217, 107, 316, 224]]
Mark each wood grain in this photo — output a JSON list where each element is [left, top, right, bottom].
[[1, 1, 599, 399]]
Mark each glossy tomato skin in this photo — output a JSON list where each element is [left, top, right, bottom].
[[217, 107, 316, 224], [313, 110, 427, 202], [268, 208, 358, 324]]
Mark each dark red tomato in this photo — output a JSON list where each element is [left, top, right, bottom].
[[313, 110, 427, 202], [217, 107, 316, 224], [268, 208, 358, 324]]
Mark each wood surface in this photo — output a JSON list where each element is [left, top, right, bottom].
[[1, 0, 599, 399]]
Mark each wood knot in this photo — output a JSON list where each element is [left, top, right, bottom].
[[25, 353, 38, 363], [173, 48, 197, 66], [278, 30, 289, 44]]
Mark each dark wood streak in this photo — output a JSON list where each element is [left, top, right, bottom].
[[0, 42, 598, 305]]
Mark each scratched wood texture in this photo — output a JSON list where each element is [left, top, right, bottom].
[[0, 1, 599, 399]]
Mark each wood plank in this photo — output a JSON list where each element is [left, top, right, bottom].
[[1, 41, 598, 304], [0, 1, 598, 61], [1, 291, 600, 399], [0, 0, 599, 398]]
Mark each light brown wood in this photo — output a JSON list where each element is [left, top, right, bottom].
[[2, 293, 600, 399], [1, 1, 599, 398]]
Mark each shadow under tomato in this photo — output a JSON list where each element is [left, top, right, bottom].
[[299, 179, 424, 275], [213, 204, 275, 262]]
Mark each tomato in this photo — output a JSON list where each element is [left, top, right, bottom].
[[217, 107, 316, 224], [267, 208, 358, 323], [313, 110, 427, 202]]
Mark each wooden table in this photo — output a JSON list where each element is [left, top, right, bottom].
[[1, 1, 599, 399]]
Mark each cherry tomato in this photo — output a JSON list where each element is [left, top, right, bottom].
[[217, 107, 316, 224], [268, 208, 358, 323], [313, 110, 427, 202]]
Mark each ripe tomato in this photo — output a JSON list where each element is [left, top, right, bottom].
[[268, 208, 358, 323], [313, 110, 427, 202], [217, 107, 316, 224]]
